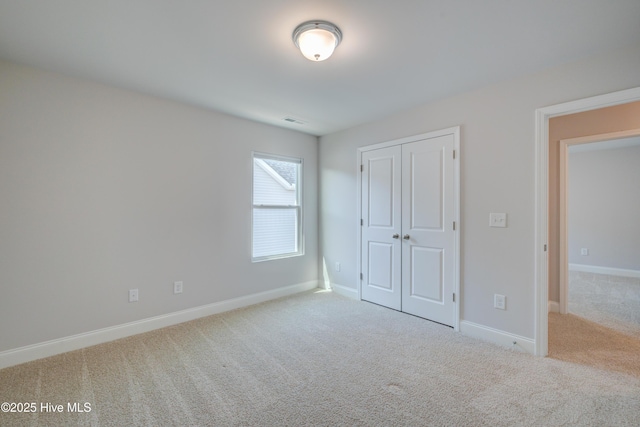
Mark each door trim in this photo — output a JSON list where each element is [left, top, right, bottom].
[[534, 86, 640, 357], [357, 126, 461, 331]]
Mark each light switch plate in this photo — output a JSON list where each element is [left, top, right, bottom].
[[490, 213, 507, 228]]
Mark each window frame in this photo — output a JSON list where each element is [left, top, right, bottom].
[[251, 151, 304, 262]]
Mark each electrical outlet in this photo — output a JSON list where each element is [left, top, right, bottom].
[[490, 213, 507, 228], [129, 289, 138, 303], [335, 262, 341, 272], [174, 281, 183, 294], [494, 294, 506, 310], [581, 248, 589, 256]]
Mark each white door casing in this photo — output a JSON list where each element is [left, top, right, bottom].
[[359, 127, 459, 328], [534, 87, 640, 357]]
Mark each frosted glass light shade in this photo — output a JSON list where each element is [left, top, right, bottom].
[[293, 21, 342, 62], [298, 29, 336, 61]]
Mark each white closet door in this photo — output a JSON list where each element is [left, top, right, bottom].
[[360, 130, 457, 327], [361, 146, 402, 310], [400, 134, 456, 326]]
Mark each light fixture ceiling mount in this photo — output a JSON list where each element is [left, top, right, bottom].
[[292, 20, 342, 62]]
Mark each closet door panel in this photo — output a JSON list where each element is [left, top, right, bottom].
[[401, 135, 455, 326], [361, 146, 402, 311]]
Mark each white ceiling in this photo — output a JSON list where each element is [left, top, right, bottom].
[[1, 1, 639, 136]]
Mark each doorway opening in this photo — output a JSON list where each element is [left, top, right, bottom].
[[534, 87, 640, 357], [551, 132, 640, 377], [557, 131, 640, 315]]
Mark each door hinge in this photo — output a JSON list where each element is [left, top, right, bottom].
[[360, 273, 363, 280], [453, 293, 456, 302], [453, 150, 456, 159], [360, 164, 363, 172], [361, 219, 364, 226], [544, 244, 547, 252], [453, 221, 456, 231]]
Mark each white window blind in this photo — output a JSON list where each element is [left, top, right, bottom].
[[252, 153, 302, 261]]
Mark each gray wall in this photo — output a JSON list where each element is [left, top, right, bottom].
[[319, 44, 640, 339], [0, 61, 318, 353], [568, 143, 640, 271], [3, 43, 640, 354]]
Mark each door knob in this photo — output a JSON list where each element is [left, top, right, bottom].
[[403, 234, 410, 240], [392, 234, 399, 239]]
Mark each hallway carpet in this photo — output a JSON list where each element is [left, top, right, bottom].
[[549, 271, 640, 379]]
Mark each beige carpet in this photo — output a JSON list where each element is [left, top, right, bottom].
[[549, 312, 640, 377], [2, 289, 640, 426], [548, 271, 640, 378], [566, 271, 640, 338]]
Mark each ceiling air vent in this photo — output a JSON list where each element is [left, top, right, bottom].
[[283, 116, 306, 125]]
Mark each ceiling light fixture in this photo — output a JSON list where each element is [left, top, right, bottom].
[[292, 20, 342, 62]]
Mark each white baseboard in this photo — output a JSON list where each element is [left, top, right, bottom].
[[548, 301, 560, 313], [0, 280, 319, 370], [569, 263, 640, 279], [460, 320, 535, 355], [330, 283, 358, 299]]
